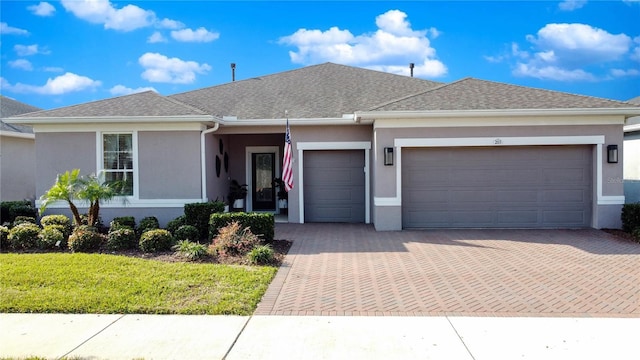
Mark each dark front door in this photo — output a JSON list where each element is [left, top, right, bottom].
[[252, 153, 276, 211]]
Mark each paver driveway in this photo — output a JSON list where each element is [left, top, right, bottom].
[[256, 224, 640, 317]]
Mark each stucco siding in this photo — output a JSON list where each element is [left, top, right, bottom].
[[624, 132, 640, 203], [138, 131, 201, 199], [0, 136, 35, 201], [35, 132, 96, 197]]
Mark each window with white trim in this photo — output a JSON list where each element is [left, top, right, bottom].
[[102, 133, 134, 196]]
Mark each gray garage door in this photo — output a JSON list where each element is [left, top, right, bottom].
[[402, 146, 592, 228], [304, 150, 365, 223]]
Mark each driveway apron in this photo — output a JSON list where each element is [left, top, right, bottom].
[[256, 224, 640, 317]]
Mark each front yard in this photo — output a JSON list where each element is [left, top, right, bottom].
[[0, 253, 277, 315]]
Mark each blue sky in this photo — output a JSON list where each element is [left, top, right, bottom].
[[1, 0, 639, 110]]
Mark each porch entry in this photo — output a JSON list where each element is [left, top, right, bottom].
[[246, 146, 280, 213]]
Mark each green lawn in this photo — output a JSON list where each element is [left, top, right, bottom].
[[0, 253, 277, 315]]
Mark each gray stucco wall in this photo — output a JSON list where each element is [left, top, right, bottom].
[[138, 131, 201, 199], [0, 135, 35, 201], [35, 132, 96, 197], [624, 131, 640, 203], [373, 124, 624, 230]]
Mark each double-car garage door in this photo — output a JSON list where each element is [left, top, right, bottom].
[[402, 146, 592, 228]]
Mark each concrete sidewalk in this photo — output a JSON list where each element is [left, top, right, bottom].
[[2, 314, 639, 360]]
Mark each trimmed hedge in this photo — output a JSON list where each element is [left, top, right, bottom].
[[107, 228, 137, 251], [137, 216, 159, 236], [1, 225, 10, 250], [41, 215, 72, 238], [174, 225, 200, 242], [166, 215, 187, 235], [111, 216, 136, 230], [184, 202, 225, 240], [1, 201, 36, 225], [209, 212, 274, 242], [68, 226, 105, 253], [621, 203, 640, 233], [8, 223, 40, 250], [38, 226, 66, 250], [139, 229, 174, 253]]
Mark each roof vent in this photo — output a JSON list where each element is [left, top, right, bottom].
[[409, 63, 415, 77], [231, 63, 236, 82]]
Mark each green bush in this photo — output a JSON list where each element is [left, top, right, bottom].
[[8, 223, 41, 250], [139, 229, 174, 253], [185, 202, 225, 240], [68, 226, 105, 253], [1, 201, 37, 225], [210, 212, 274, 242], [0, 225, 10, 251], [166, 215, 187, 234], [40, 215, 72, 238], [13, 216, 37, 227], [172, 240, 208, 261], [209, 221, 261, 257], [137, 216, 159, 236], [247, 244, 274, 265], [107, 228, 137, 251], [621, 203, 640, 233], [632, 228, 640, 242], [174, 225, 200, 242], [111, 216, 136, 231], [38, 226, 65, 250]]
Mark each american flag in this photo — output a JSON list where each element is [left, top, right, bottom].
[[282, 115, 294, 192]]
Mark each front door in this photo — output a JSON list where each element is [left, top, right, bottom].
[[252, 153, 276, 211]]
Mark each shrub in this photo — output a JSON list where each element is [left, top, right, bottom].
[[210, 212, 274, 242], [3, 201, 37, 225], [0, 225, 10, 251], [111, 216, 136, 231], [174, 225, 200, 242], [172, 240, 208, 261], [185, 202, 225, 240], [209, 221, 261, 257], [8, 223, 41, 250], [80, 214, 105, 232], [40, 215, 72, 238], [139, 229, 174, 253], [166, 215, 187, 234], [632, 228, 640, 242], [107, 228, 137, 251], [137, 216, 159, 236], [13, 216, 37, 227], [68, 226, 105, 253], [621, 203, 640, 233], [38, 226, 65, 250], [247, 244, 274, 265]]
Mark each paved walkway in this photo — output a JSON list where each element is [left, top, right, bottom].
[[257, 224, 640, 317]]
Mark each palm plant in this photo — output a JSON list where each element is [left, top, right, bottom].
[[40, 169, 83, 226], [77, 173, 117, 227]]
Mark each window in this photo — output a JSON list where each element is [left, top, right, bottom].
[[103, 133, 134, 196]]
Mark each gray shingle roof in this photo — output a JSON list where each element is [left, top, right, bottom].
[[14, 91, 208, 118], [1, 95, 41, 133], [170, 62, 442, 119], [371, 78, 635, 111], [628, 96, 640, 105]]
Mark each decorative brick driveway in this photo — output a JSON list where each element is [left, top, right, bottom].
[[256, 224, 640, 317]]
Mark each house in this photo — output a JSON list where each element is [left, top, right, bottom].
[[0, 95, 41, 202], [624, 96, 640, 204], [5, 63, 640, 230]]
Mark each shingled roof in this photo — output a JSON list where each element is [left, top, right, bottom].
[[170, 62, 442, 119], [371, 78, 635, 111], [1, 95, 41, 133], [14, 90, 208, 118]]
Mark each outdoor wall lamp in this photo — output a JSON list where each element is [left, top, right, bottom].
[[607, 145, 618, 163], [384, 147, 394, 166]]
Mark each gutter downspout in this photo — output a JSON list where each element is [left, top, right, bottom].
[[201, 122, 220, 201]]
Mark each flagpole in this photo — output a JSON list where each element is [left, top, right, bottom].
[[282, 110, 294, 192]]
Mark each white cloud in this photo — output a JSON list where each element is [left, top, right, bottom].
[[9, 59, 33, 71], [610, 68, 640, 77], [43, 66, 64, 72], [147, 31, 167, 43], [61, 0, 154, 31], [558, 0, 587, 11], [170, 27, 219, 42], [1, 72, 101, 95], [109, 85, 157, 96], [158, 18, 184, 30], [279, 10, 447, 78], [512, 23, 633, 81], [14, 44, 50, 56], [28, 2, 56, 16], [0, 22, 29, 35], [138, 52, 211, 84]]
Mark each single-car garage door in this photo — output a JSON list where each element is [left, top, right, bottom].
[[304, 150, 365, 223], [402, 146, 592, 228]]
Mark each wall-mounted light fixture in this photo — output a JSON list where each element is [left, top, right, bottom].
[[384, 147, 394, 166], [607, 145, 618, 163]]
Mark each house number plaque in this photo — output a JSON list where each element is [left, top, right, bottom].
[[494, 138, 502, 145]]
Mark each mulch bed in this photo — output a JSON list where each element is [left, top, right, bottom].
[[602, 228, 639, 243]]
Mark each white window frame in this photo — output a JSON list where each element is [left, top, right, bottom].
[[97, 131, 139, 200]]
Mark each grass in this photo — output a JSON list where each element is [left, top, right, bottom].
[[0, 253, 277, 315]]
